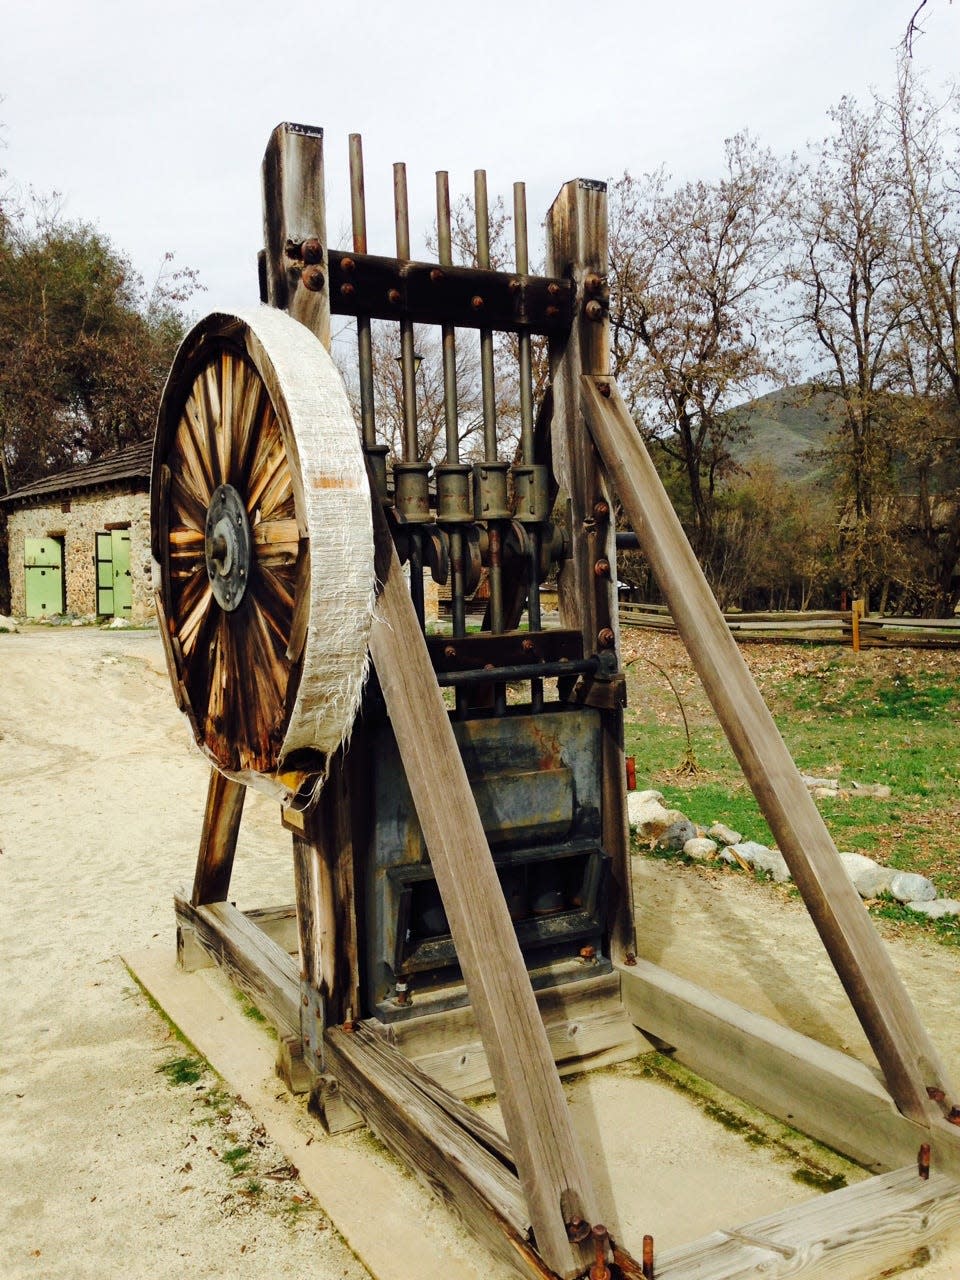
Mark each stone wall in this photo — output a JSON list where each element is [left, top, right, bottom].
[[6, 487, 154, 622]]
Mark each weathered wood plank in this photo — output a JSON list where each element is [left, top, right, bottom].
[[174, 895, 300, 1038], [325, 1024, 551, 1280], [545, 179, 633, 966], [191, 766, 245, 906], [383, 971, 650, 1100], [581, 374, 952, 1129], [655, 1167, 960, 1280], [368, 500, 596, 1277]]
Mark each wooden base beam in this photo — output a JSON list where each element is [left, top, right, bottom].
[[620, 960, 960, 1182], [656, 1167, 960, 1280]]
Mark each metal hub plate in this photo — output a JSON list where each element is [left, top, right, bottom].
[[204, 484, 252, 612]]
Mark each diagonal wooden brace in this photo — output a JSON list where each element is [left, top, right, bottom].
[[368, 500, 597, 1278], [579, 372, 955, 1133]]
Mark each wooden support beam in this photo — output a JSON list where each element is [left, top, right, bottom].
[[174, 895, 300, 1037], [191, 766, 245, 906], [619, 960, 960, 1180], [654, 1166, 960, 1280], [325, 1023, 561, 1280], [580, 374, 954, 1129], [368, 503, 597, 1278], [545, 178, 633, 965]]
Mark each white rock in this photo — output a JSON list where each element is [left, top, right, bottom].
[[905, 899, 960, 919], [730, 841, 791, 882], [627, 794, 686, 838], [800, 774, 839, 791], [633, 789, 664, 806], [706, 822, 742, 846], [849, 781, 893, 799], [889, 871, 937, 904], [683, 837, 718, 861], [0, 615, 19, 633], [838, 852, 892, 898], [107, 616, 131, 629]]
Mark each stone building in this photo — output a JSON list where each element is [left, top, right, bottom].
[[1, 442, 154, 622]]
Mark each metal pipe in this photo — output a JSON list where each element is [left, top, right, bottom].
[[436, 657, 599, 688], [514, 182, 543, 710], [349, 134, 376, 451], [436, 170, 468, 654], [394, 162, 418, 465], [474, 170, 498, 462]]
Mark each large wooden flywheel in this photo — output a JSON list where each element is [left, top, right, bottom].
[[151, 308, 375, 793]]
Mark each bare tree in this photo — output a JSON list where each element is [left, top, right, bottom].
[[608, 135, 792, 566]]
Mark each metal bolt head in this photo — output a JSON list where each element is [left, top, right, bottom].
[[430, 268, 445, 283], [340, 282, 356, 297], [566, 1218, 590, 1244], [598, 382, 611, 398], [594, 558, 611, 579], [547, 281, 561, 296], [597, 627, 615, 649], [387, 288, 401, 305], [584, 298, 604, 321], [470, 295, 484, 310], [301, 265, 325, 291], [301, 238, 324, 264], [341, 255, 355, 272]]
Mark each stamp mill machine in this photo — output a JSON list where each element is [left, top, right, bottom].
[[150, 123, 960, 1280]]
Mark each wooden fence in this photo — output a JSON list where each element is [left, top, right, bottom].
[[618, 602, 960, 649]]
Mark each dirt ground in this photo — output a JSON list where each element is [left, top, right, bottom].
[[1, 625, 958, 1278]]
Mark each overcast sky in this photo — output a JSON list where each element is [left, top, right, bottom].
[[2, 1, 958, 315]]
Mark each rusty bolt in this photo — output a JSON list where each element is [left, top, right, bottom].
[[590, 1225, 611, 1280], [919, 1142, 931, 1179], [642, 1234, 655, 1279], [301, 266, 326, 292], [928, 1086, 947, 1104], [470, 295, 484, 311], [584, 299, 605, 321], [340, 282, 356, 298], [598, 382, 611, 398], [566, 1218, 590, 1244], [395, 982, 410, 1007], [579, 945, 596, 963], [594, 500, 610, 519], [444, 645, 457, 659], [509, 277, 521, 292], [623, 951, 638, 967], [340, 255, 355, 272], [949, 1107, 960, 1126], [387, 288, 401, 305], [584, 272, 604, 293], [547, 281, 561, 296], [430, 268, 445, 283], [594, 558, 611, 579], [302, 238, 324, 264], [521, 638, 536, 654], [598, 627, 615, 649], [545, 305, 560, 318]]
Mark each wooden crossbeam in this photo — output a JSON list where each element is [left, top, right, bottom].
[[580, 373, 954, 1130]]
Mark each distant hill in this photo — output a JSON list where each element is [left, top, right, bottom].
[[728, 386, 839, 489]]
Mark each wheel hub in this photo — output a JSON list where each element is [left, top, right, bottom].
[[205, 484, 251, 611]]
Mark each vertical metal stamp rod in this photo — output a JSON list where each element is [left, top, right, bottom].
[[349, 134, 376, 451], [475, 169, 505, 712], [393, 163, 419, 466], [437, 171, 467, 649], [515, 181, 543, 710]]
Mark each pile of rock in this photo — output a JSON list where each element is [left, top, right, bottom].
[[627, 789, 960, 919]]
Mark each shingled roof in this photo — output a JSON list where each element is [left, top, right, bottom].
[[0, 440, 153, 506]]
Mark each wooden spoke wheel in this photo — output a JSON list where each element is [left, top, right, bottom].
[[152, 309, 374, 788]]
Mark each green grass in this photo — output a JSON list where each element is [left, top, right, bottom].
[[157, 1055, 204, 1086], [624, 645, 960, 903]]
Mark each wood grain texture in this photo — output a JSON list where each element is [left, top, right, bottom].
[[545, 180, 633, 963], [191, 766, 246, 905], [581, 374, 952, 1129], [654, 1166, 960, 1280], [618, 959, 960, 1179], [173, 895, 300, 1038], [368, 499, 596, 1278], [325, 1023, 552, 1280]]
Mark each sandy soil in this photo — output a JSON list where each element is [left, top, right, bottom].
[[1, 625, 958, 1278]]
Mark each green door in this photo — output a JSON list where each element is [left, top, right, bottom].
[[24, 538, 64, 617], [96, 530, 133, 617]]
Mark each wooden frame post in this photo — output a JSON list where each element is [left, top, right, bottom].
[[545, 179, 633, 964]]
